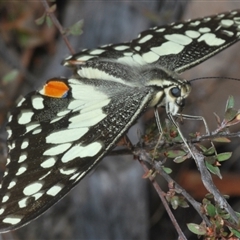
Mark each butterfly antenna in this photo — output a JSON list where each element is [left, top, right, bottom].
[[189, 76, 240, 83]]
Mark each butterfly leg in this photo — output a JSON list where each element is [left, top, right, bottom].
[[166, 112, 196, 159], [177, 113, 217, 156]]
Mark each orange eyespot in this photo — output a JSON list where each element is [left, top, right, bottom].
[[41, 80, 69, 98]]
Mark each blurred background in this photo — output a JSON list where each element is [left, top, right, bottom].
[[0, 1, 240, 239]]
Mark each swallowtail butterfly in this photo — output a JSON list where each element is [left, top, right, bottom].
[[1, 10, 240, 232]]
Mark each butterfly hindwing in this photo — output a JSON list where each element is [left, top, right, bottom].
[[0, 77, 154, 231]]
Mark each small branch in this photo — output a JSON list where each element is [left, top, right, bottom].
[[134, 147, 211, 226], [191, 145, 239, 224], [40, 0, 75, 55], [139, 160, 187, 240]]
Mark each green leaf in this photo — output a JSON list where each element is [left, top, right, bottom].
[[48, 4, 57, 13], [213, 137, 231, 143], [225, 95, 234, 111], [163, 167, 172, 174], [197, 144, 207, 152], [206, 203, 216, 217], [204, 146, 215, 155], [187, 223, 206, 235], [216, 152, 232, 162], [205, 161, 222, 179], [170, 196, 179, 209], [205, 156, 216, 164], [224, 108, 238, 122], [3, 70, 19, 84], [166, 150, 186, 158], [67, 20, 84, 36], [173, 155, 188, 163], [230, 228, 240, 238], [46, 16, 53, 27], [35, 14, 46, 25]]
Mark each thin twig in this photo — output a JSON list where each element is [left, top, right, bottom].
[[134, 147, 211, 226], [139, 160, 187, 240], [40, 0, 75, 55], [191, 145, 239, 224]]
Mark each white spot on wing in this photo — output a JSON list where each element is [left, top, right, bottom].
[[6, 158, 10, 165], [57, 110, 71, 117], [185, 30, 200, 39], [69, 79, 110, 100], [18, 153, 27, 163], [90, 49, 106, 55], [6, 128, 12, 139], [138, 34, 153, 44], [3, 170, 8, 177], [198, 33, 225, 46], [134, 46, 141, 51], [3, 216, 23, 225], [16, 165, 27, 176], [165, 34, 192, 45], [220, 19, 234, 27], [142, 51, 159, 63], [69, 109, 106, 128], [0, 208, 5, 215], [8, 115, 13, 123], [2, 194, 10, 203], [31, 96, 44, 110], [62, 142, 102, 163], [198, 27, 211, 33], [221, 30, 234, 37], [123, 52, 132, 56], [189, 20, 200, 26], [33, 192, 44, 200], [23, 182, 44, 196], [151, 42, 184, 56], [132, 54, 147, 65], [155, 28, 165, 32], [173, 24, 183, 29], [46, 128, 88, 144], [82, 99, 111, 113], [60, 168, 77, 175], [21, 139, 29, 149], [26, 123, 40, 133], [32, 128, 42, 135], [16, 98, 25, 107], [114, 45, 129, 51], [46, 184, 63, 196], [76, 55, 95, 61], [77, 67, 132, 86], [43, 143, 71, 156], [7, 179, 17, 189], [18, 111, 34, 124], [18, 197, 29, 208], [40, 157, 57, 168]]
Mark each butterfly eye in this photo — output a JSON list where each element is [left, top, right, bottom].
[[170, 87, 181, 98]]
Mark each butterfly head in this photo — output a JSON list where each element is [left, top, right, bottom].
[[163, 80, 191, 115], [145, 67, 191, 115]]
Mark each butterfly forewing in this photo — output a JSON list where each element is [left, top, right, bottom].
[[1, 9, 240, 232], [64, 10, 240, 74]]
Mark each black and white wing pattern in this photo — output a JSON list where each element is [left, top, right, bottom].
[[1, 9, 240, 232], [63, 10, 240, 73], [2, 77, 156, 232]]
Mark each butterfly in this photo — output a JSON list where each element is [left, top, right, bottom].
[[0, 9, 240, 232]]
